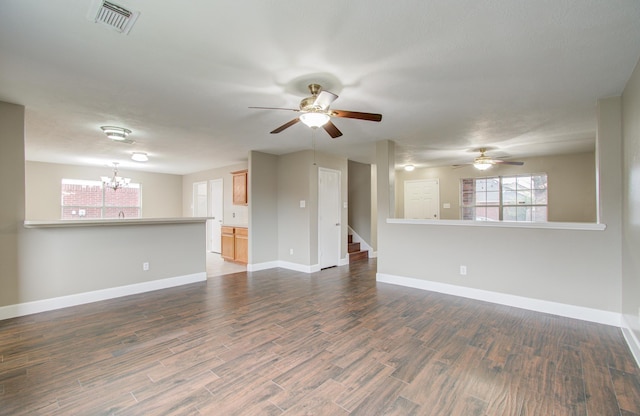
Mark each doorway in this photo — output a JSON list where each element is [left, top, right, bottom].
[[318, 167, 341, 269], [208, 179, 223, 253], [404, 179, 440, 219], [193, 182, 207, 217]]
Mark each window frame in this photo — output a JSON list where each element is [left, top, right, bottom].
[[460, 173, 548, 222], [61, 178, 142, 220]]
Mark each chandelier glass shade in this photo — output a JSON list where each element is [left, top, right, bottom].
[[101, 163, 131, 191], [299, 112, 330, 128]]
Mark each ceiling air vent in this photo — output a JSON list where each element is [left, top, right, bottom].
[[88, 0, 140, 35]]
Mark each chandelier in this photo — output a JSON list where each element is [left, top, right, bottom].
[[101, 163, 131, 191]]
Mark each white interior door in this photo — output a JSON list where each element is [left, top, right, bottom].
[[318, 168, 341, 269], [208, 179, 223, 253], [404, 179, 440, 219]]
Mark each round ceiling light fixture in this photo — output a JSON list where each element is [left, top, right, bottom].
[[101, 126, 131, 141], [404, 164, 415, 172], [131, 152, 148, 162]]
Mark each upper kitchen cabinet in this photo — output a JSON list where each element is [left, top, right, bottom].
[[232, 169, 248, 205]]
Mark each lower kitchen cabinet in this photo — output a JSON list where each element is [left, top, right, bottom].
[[221, 226, 248, 264]]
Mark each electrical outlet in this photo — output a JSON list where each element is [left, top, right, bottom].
[[459, 265, 467, 276], [143, 262, 149, 271], [289, 249, 294, 255]]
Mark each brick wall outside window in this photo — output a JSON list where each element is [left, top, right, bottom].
[[61, 179, 141, 219]]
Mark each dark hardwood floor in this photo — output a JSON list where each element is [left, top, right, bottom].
[[1, 259, 640, 415]]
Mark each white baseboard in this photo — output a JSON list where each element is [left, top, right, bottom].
[[249, 260, 320, 274], [621, 315, 640, 368], [250, 259, 358, 274], [376, 273, 621, 327], [247, 261, 280, 272], [0, 272, 206, 321]]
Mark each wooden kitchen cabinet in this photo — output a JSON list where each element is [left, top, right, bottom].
[[231, 170, 248, 205], [234, 227, 248, 264], [221, 226, 248, 264], [221, 226, 236, 261]]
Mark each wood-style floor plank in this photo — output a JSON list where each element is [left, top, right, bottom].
[[1, 259, 639, 415]]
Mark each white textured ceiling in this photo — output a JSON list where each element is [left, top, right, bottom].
[[1, 0, 640, 174]]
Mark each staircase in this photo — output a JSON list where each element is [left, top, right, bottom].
[[348, 234, 368, 263]]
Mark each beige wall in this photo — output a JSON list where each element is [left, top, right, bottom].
[[274, 150, 348, 266], [622, 57, 640, 338], [245, 149, 348, 269], [395, 152, 597, 223], [376, 104, 622, 314], [0, 101, 25, 306], [277, 150, 314, 265], [1, 100, 205, 312], [249, 151, 278, 265], [348, 160, 373, 244], [182, 162, 248, 226], [26, 161, 183, 220]]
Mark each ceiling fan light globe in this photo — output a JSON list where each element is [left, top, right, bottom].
[[473, 161, 492, 170], [299, 112, 330, 128]]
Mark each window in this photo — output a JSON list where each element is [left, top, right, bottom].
[[460, 173, 547, 222], [61, 179, 141, 219]]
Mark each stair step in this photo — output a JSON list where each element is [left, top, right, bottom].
[[348, 242, 361, 253], [349, 250, 368, 263], [348, 234, 353, 244]]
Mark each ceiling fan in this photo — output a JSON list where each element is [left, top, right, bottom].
[[457, 148, 524, 171], [249, 84, 382, 138]]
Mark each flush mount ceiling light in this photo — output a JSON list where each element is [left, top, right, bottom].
[[101, 126, 131, 141], [131, 152, 148, 162], [404, 164, 415, 172], [299, 111, 331, 128], [101, 162, 131, 191]]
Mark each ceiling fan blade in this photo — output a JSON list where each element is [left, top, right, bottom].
[[270, 118, 300, 134], [322, 121, 343, 139], [249, 106, 300, 112], [492, 160, 524, 166], [313, 91, 338, 110], [331, 109, 382, 122]]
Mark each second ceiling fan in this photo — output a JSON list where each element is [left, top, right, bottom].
[[249, 84, 382, 138], [456, 148, 525, 170]]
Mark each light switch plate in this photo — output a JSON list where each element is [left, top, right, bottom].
[[300, 200, 306, 208]]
